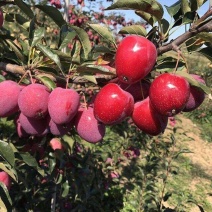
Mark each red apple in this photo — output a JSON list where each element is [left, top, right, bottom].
[[119, 80, 150, 102], [18, 83, 50, 119], [49, 138, 64, 151], [115, 35, 157, 84], [0, 8, 3, 28], [48, 87, 80, 124], [0, 171, 11, 190], [49, 119, 73, 136], [93, 83, 134, 125], [149, 73, 190, 116], [132, 97, 168, 136], [74, 107, 105, 143], [183, 74, 206, 112], [0, 80, 21, 117]]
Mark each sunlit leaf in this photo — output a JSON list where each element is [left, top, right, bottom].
[[14, 0, 34, 19], [106, 0, 164, 20], [30, 27, 45, 47], [198, 47, 212, 62], [196, 32, 212, 43], [135, 10, 157, 26], [62, 180, 70, 197], [181, 0, 191, 14], [59, 31, 76, 50], [82, 75, 97, 84], [35, 5, 66, 27], [36, 43, 64, 75], [176, 71, 211, 94], [70, 25, 92, 60], [0, 141, 15, 167], [76, 65, 116, 75], [35, 75, 56, 91], [119, 25, 147, 36], [164, 0, 181, 17], [0, 163, 17, 182], [88, 24, 116, 46]]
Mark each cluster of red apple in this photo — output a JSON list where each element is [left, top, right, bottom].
[[0, 35, 206, 143], [93, 35, 205, 136]]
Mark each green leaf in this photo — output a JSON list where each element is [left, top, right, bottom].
[[164, 1, 181, 17], [181, 0, 191, 14], [36, 43, 64, 76], [35, 75, 56, 91], [35, 5, 66, 27], [14, 0, 34, 19], [17, 152, 44, 176], [76, 65, 116, 75], [135, 10, 157, 26], [198, 47, 212, 62], [0, 183, 12, 209], [105, 0, 164, 20], [0, 163, 17, 182], [161, 18, 169, 36], [189, 0, 207, 11], [62, 135, 75, 150], [70, 25, 92, 59], [176, 71, 211, 94], [182, 11, 196, 24], [196, 32, 212, 43], [119, 25, 147, 36], [88, 24, 116, 46], [62, 180, 70, 198], [0, 141, 15, 167], [82, 75, 97, 84], [5, 39, 26, 63], [30, 27, 45, 47], [59, 31, 76, 50], [0, 198, 7, 212]]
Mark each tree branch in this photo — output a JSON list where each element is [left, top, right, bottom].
[[0, 62, 25, 75], [157, 19, 212, 55]]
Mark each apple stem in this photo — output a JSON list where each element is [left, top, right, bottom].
[[173, 51, 181, 73], [18, 70, 33, 85], [139, 80, 145, 100]]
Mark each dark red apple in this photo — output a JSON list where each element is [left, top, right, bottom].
[[93, 83, 134, 125], [0, 8, 3, 28], [119, 80, 150, 102], [19, 113, 49, 136], [183, 74, 206, 112], [0, 80, 21, 117], [0, 171, 11, 190], [115, 35, 157, 84], [18, 83, 50, 119], [132, 97, 168, 136], [74, 107, 105, 143], [48, 87, 80, 124], [149, 73, 190, 116], [49, 119, 73, 136]]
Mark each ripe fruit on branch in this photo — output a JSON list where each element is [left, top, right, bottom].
[[119, 80, 150, 102], [115, 35, 157, 84], [48, 87, 80, 125], [183, 74, 206, 112], [149, 73, 190, 116], [19, 113, 49, 136], [18, 83, 50, 119], [93, 83, 134, 125], [132, 97, 168, 136], [0, 8, 3, 28], [0, 171, 11, 190], [74, 107, 105, 143], [0, 80, 21, 117], [49, 119, 73, 136], [49, 138, 64, 151]]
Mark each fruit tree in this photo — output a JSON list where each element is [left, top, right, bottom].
[[0, 0, 211, 211]]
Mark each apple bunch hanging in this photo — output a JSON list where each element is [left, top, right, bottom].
[[0, 35, 207, 143]]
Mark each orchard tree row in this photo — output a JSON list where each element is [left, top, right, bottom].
[[0, 0, 211, 211]]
